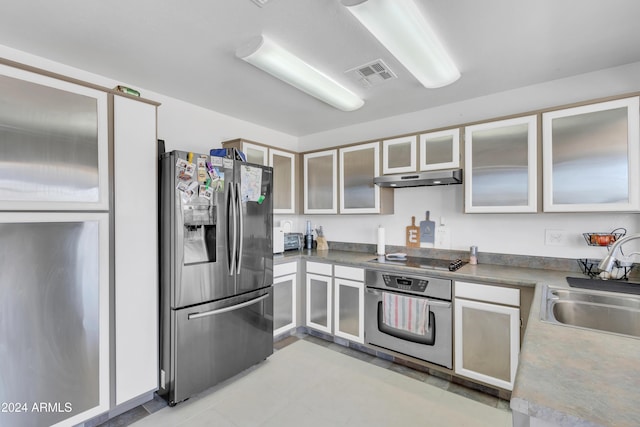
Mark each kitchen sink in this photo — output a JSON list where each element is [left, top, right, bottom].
[[541, 285, 640, 339]]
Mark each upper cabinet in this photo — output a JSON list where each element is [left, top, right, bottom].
[[304, 149, 338, 214], [339, 142, 393, 214], [0, 63, 109, 211], [269, 148, 296, 214], [382, 135, 416, 174], [223, 139, 297, 213], [420, 128, 460, 171], [465, 116, 538, 213], [542, 97, 640, 212]]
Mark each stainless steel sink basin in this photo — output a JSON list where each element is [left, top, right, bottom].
[[541, 285, 640, 339]]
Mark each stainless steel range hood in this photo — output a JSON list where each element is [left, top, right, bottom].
[[374, 169, 462, 188]]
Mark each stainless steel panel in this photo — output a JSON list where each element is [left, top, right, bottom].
[[471, 123, 530, 206], [236, 163, 273, 296], [387, 141, 412, 169], [461, 306, 511, 382], [0, 74, 100, 202], [338, 285, 360, 337], [551, 107, 629, 204], [272, 152, 292, 211], [423, 134, 453, 165], [0, 221, 100, 426], [343, 147, 375, 209], [309, 277, 329, 327], [306, 154, 334, 210], [170, 288, 273, 405], [365, 269, 452, 300]]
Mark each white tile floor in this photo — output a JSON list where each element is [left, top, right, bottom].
[[130, 339, 511, 427]]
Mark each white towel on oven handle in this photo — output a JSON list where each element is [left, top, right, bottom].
[[382, 292, 430, 335]]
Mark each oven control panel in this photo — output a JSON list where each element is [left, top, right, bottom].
[[382, 275, 428, 292]]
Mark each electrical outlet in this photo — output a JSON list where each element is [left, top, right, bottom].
[[545, 229, 566, 246]]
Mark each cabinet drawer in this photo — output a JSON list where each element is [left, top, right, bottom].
[[455, 281, 520, 306], [334, 265, 364, 281], [306, 261, 332, 276], [274, 261, 297, 277]]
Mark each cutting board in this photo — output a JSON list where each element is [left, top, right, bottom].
[[406, 216, 420, 248], [420, 211, 435, 248]]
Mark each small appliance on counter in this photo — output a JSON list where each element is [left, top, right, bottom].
[[284, 232, 303, 251]]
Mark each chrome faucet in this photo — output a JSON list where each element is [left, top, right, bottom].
[[598, 233, 640, 276]]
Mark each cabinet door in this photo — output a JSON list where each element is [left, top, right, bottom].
[[113, 96, 159, 405], [383, 135, 416, 174], [306, 273, 332, 333], [454, 298, 520, 390], [242, 141, 269, 166], [420, 128, 460, 171], [542, 97, 640, 212], [465, 115, 537, 213], [0, 63, 109, 211], [334, 278, 364, 343], [269, 148, 296, 214], [304, 149, 338, 214], [339, 142, 380, 214], [273, 273, 297, 336]]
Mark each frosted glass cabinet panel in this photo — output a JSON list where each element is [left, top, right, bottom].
[[339, 142, 380, 213], [383, 135, 416, 174], [303, 149, 338, 214], [270, 149, 296, 214], [306, 273, 332, 333], [243, 142, 268, 166], [0, 64, 109, 210], [542, 97, 640, 212], [465, 116, 538, 213], [420, 128, 460, 171]]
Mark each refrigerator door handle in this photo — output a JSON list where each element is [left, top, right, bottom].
[[227, 182, 237, 276], [235, 182, 244, 274], [187, 294, 269, 320]]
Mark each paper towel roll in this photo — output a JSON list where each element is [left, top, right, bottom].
[[377, 226, 385, 255]]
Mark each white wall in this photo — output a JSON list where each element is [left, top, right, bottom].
[[0, 44, 298, 154], [294, 62, 640, 259]]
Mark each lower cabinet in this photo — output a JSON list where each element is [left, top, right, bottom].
[[305, 261, 364, 343], [273, 262, 298, 336], [454, 281, 520, 390], [306, 261, 333, 333], [333, 266, 364, 343]]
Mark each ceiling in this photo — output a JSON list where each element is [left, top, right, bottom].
[[1, 0, 639, 137]]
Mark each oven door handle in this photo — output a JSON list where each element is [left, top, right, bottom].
[[366, 288, 451, 308]]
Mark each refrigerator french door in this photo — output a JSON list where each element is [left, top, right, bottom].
[[159, 150, 273, 406]]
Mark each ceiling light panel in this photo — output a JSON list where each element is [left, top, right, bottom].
[[342, 0, 460, 89], [236, 35, 364, 111]]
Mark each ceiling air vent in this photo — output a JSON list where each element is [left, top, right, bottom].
[[346, 59, 397, 88]]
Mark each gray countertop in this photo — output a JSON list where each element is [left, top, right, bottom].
[[276, 249, 640, 427]]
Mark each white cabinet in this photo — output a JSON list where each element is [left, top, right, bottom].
[[382, 135, 417, 174], [333, 265, 364, 343], [465, 115, 538, 213], [339, 142, 381, 214], [454, 281, 520, 390], [273, 261, 298, 336], [269, 148, 297, 214], [305, 261, 333, 333], [113, 95, 159, 405], [419, 128, 460, 171], [542, 97, 640, 212], [303, 149, 338, 214]]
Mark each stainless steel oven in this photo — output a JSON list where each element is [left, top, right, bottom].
[[364, 269, 453, 369]]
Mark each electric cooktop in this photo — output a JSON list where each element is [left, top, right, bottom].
[[369, 255, 466, 272]]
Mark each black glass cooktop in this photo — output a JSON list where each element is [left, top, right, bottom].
[[369, 256, 466, 272]]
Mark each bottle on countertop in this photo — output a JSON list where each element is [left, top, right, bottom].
[[470, 245, 478, 265]]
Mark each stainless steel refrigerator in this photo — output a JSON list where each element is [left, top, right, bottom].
[[158, 150, 273, 406]]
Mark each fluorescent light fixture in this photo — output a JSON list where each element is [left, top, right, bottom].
[[236, 35, 364, 111], [342, 0, 460, 88]]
